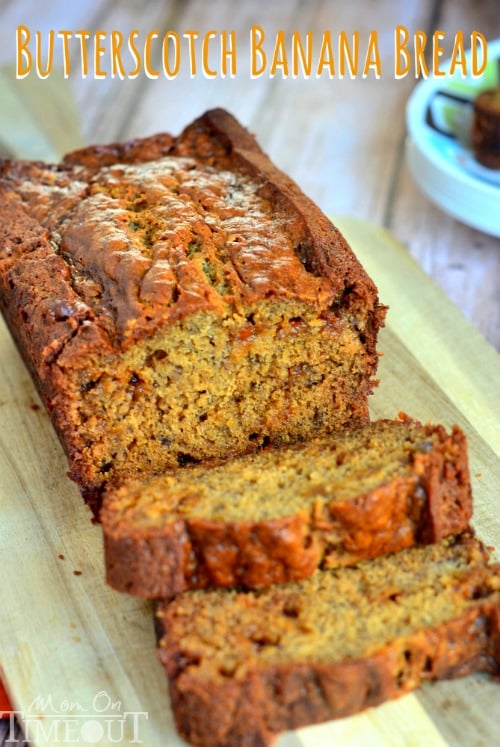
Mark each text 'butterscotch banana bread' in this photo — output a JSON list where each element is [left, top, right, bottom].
[[0, 109, 386, 507], [101, 417, 472, 598], [156, 532, 500, 747]]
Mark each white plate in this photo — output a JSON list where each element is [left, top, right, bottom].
[[406, 39, 500, 237]]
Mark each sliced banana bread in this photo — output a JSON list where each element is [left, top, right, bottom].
[[101, 417, 472, 598], [156, 531, 500, 747]]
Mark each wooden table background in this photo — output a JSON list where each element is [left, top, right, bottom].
[[0, 1, 499, 746]]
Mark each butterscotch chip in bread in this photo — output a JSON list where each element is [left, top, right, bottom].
[[101, 417, 472, 598], [156, 531, 500, 747], [0, 109, 386, 510]]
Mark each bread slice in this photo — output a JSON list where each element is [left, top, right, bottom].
[[101, 417, 472, 598], [156, 531, 500, 747], [0, 109, 385, 510]]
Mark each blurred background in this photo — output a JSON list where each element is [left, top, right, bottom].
[[0, 0, 499, 349]]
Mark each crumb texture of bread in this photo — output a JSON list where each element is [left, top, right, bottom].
[[156, 532, 500, 747], [0, 108, 386, 506], [101, 417, 472, 598]]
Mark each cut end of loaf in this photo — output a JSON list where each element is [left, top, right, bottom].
[[67, 299, 378, 498], [0, 108, 386, 505]]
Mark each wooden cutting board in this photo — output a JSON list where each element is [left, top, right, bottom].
[[0, 217, 499, 747]]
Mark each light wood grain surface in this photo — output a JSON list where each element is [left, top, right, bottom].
[[0, 2, 499, 746]]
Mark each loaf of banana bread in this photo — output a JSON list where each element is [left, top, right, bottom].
[[0, 109, 386, 509], [156, 531, 500, 747], [102, 416, 472, 598]]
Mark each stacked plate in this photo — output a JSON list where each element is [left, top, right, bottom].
[[406, 39, 500, 237]]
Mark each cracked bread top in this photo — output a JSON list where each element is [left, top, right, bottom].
[[0, 108, 384, 377]]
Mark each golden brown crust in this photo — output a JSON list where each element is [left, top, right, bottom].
[[0, 108, 383, 364], [102, 420, 472, 598]]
